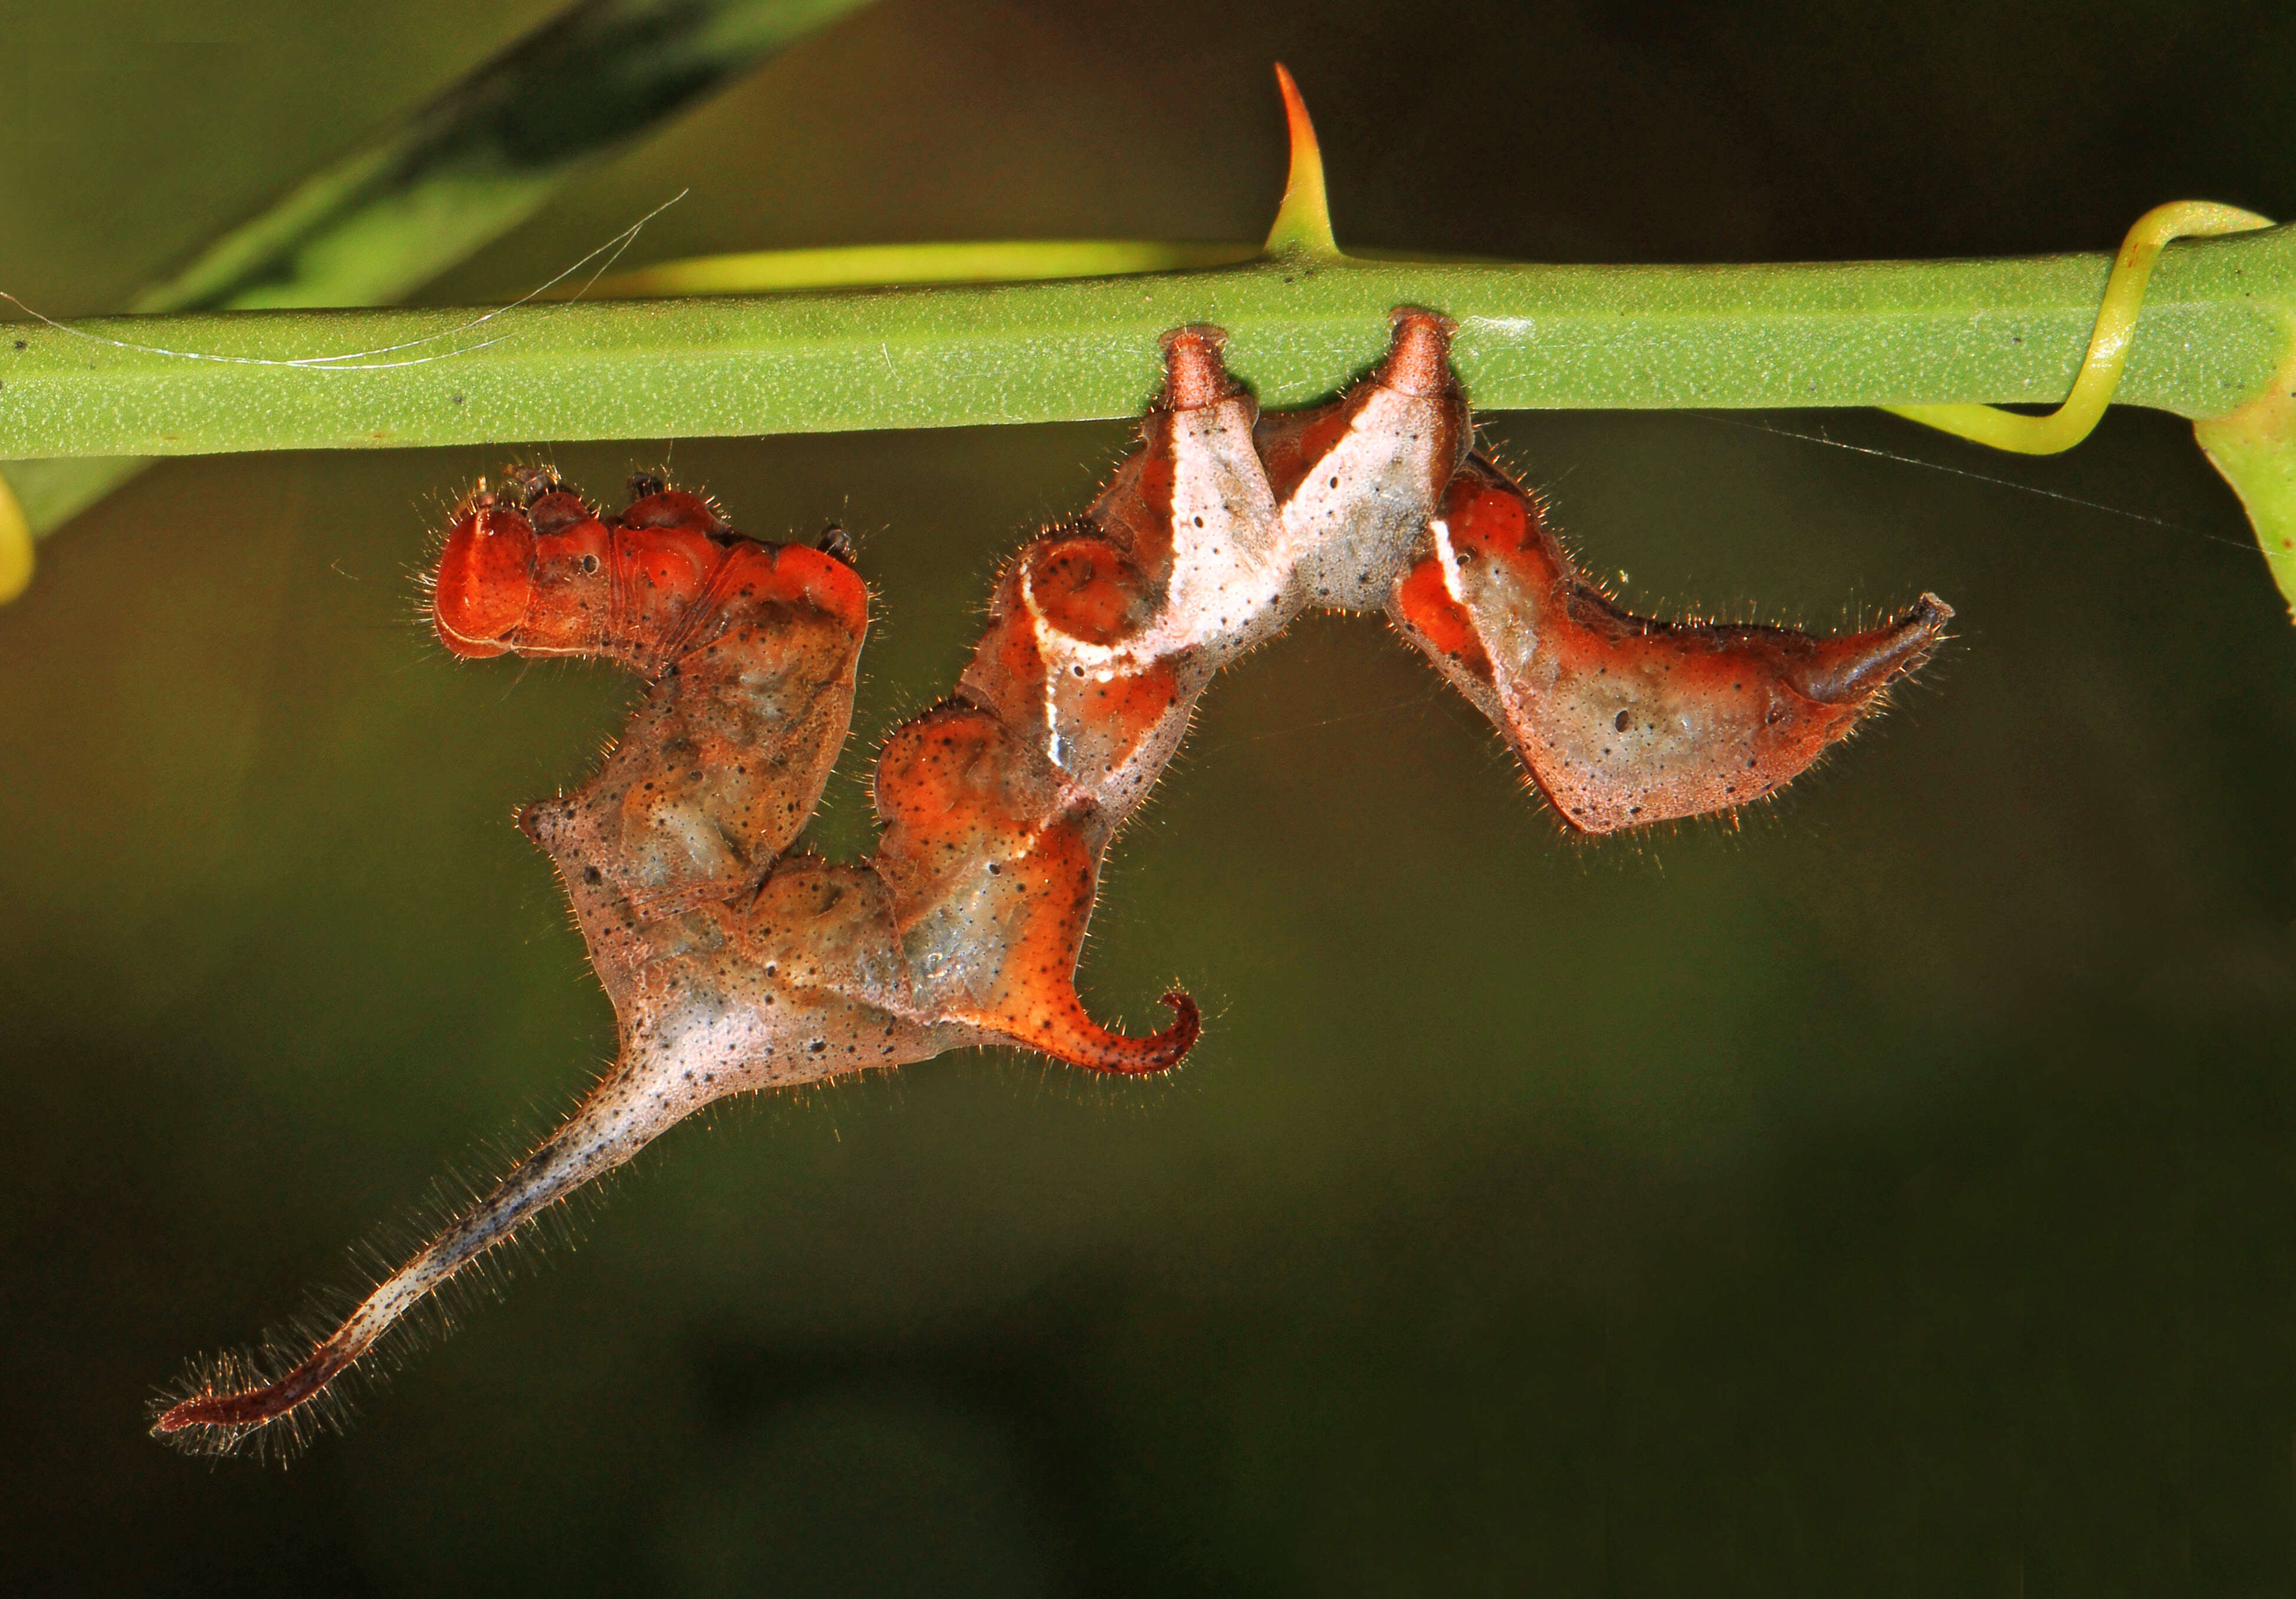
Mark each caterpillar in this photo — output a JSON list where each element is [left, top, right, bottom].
[[152, 312, 1950, 1453]]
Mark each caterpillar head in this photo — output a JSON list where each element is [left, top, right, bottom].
[[431, 470, 619, 659], [431, 485, 535, 657]]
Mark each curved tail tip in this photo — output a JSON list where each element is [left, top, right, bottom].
[[1794, 592, 1955, 705], [1875, 592, 1955, 675], [150, 1345, 348, 1441], [1907, 593, 1955, 630], [152, 1395, 228, 1436], [1146, 989, 1204, 1069], [1063, 989, 1203, 1075]]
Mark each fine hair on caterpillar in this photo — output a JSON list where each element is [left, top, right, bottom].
[[151, 1107, 635, 1462], [153, 312, 1951, 1456], [153, 1091, 662, 1460]]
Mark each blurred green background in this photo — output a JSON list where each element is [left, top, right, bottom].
[[6, 1, 2296, 1593]]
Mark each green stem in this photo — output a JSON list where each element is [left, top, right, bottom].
[[0, 0, 876, 535], [2, 228, 2290, 460]]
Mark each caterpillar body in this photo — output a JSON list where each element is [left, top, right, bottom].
[[155, 313, 1949, 1453]]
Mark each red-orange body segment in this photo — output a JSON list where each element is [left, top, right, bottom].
[[433, 481, 866, 673], [1390, 457, 1950, 832]]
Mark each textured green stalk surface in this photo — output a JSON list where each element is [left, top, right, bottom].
[[1, 0, 873, 532], [5, 228, 2291, 462]]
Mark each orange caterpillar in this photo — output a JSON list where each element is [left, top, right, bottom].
[[153, 314, 1948, 1453]]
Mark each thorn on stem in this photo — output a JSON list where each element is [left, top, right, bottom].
[[1264, 64, 1341, 260]]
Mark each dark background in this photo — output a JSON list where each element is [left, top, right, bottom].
[[5, 1, 2294, 1592]]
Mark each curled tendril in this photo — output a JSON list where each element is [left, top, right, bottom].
[[1887, 199, 2275, 455]]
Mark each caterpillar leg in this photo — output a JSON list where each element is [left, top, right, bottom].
[[1256, 308, 1469, 612], [956, 326, 1278, 822], [1391, 454, 1952, 833]]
